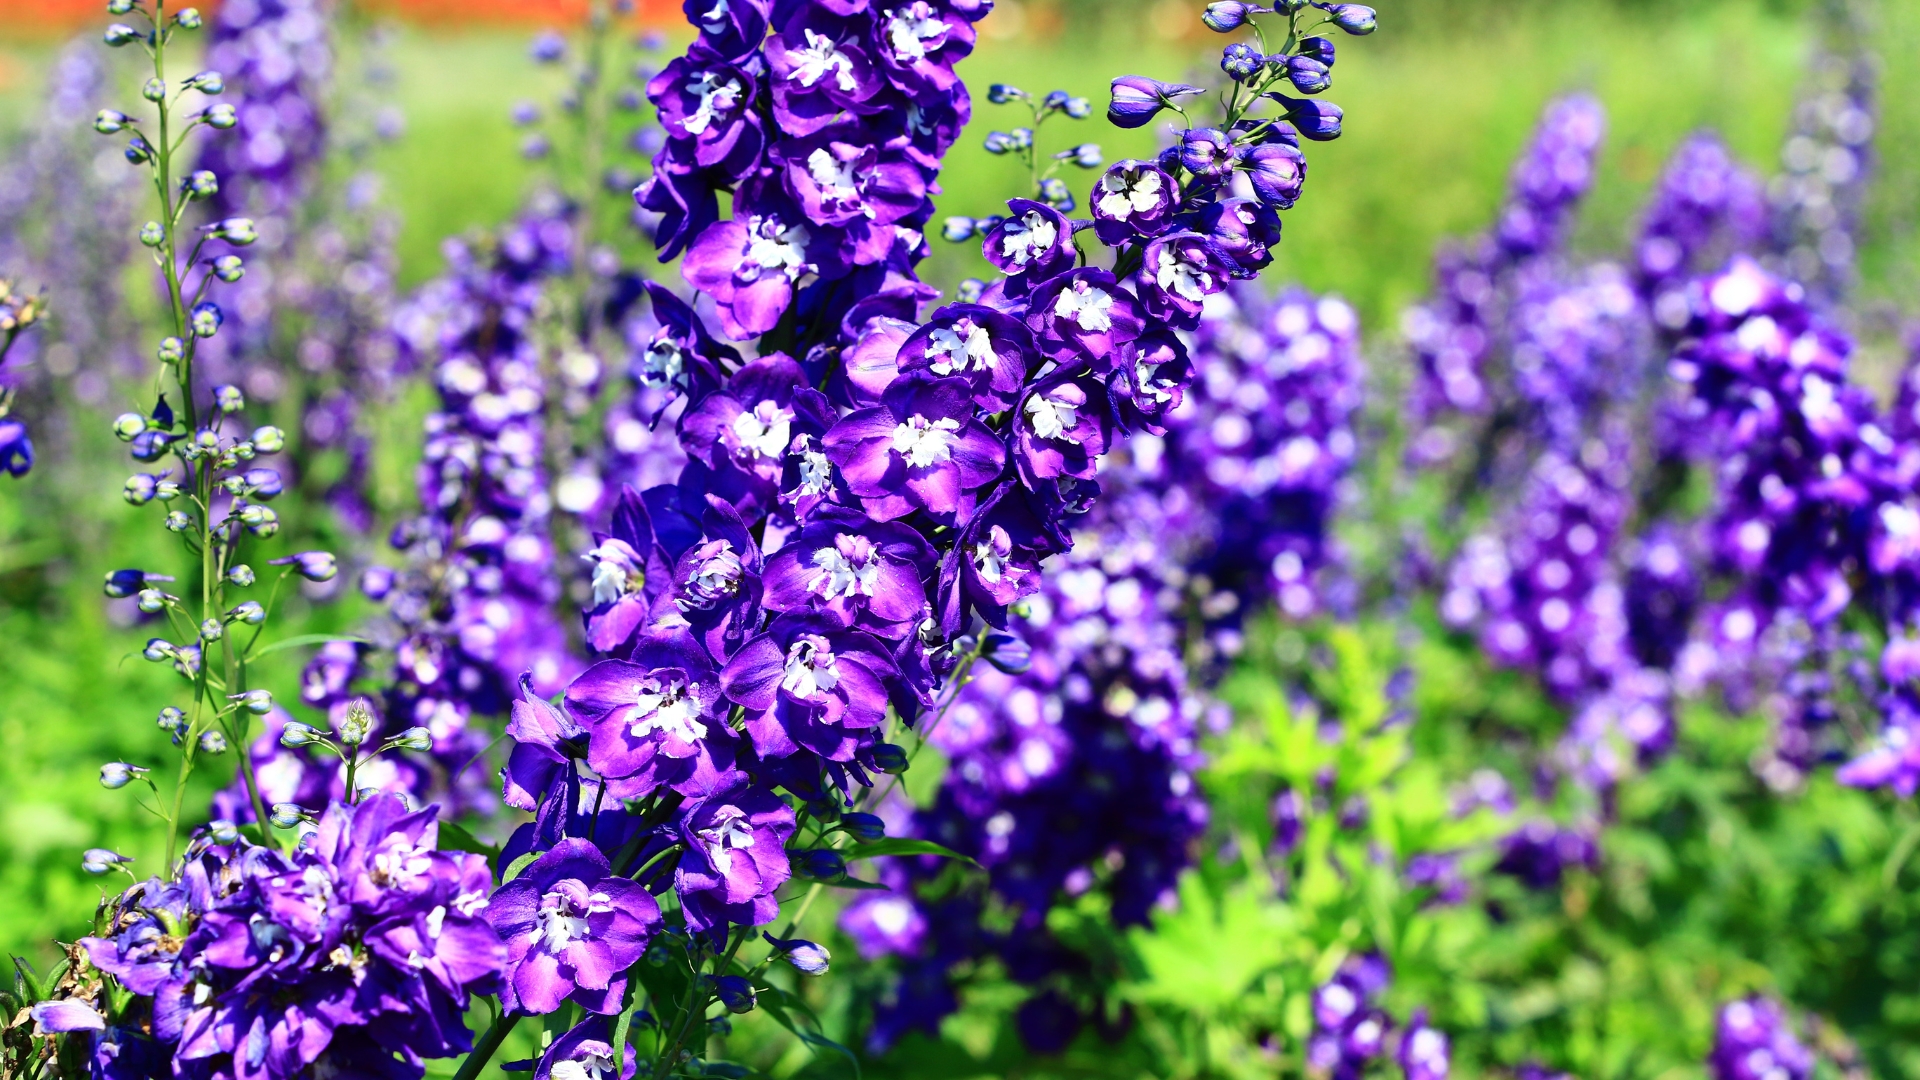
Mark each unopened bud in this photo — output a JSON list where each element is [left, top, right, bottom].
[[197, 730, 228, 754], [226, 600, 265, 625], [82, 849, 131, 874], [796, 849, 847, 880], [190, 302, 223, 338], [272, 551, 336, 582], [870, 743, 909, 774], [163, 510, 193, 532], [94, 109, 131, 134], [185, 170, 218, 199], [175, 7, 203, 28], [104, 23, 140, 46], [142, 77, 166, 103], [841, 812, 886, 842], [158, 337, 185, 364], [139, 222, 165, 248], [711, 975, 757, 1014], [203, 103, 237, 129], [280, 722, 327, 748], [213, 255, 244, 283], [143, 638, 175, 662], [207, 819, 240, 844], [234, 689, 274, 715], [199, 618, 224, 641], [99, 762, 148, 789], [137, 588, 167, 613], [338, 699, 374, 746], [251, 426, 285, 453], [186, 70, 225, 95], [269, 803, 309, 829], [227, 564, 255, 587], [388, 726, 433, 752]]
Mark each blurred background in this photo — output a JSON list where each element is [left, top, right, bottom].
[[3, 0, 1920, 1076]]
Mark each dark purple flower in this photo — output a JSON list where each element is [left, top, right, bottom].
[[1139, 231, 1234, 326], [838, 892, 928, 958], [1268, 93, 1343, 140], [1106, 75, 1204, 129], [0, 418, 33, 477], [679, 354, 833, 519], [1108, 328, 1192, 433], [672, 778, 797, 931], [488, 838, 662, 1015], [1709, 998, 1813, 1080], [722, 614, 904, 761], [648, 50, 765, 172], [502, 673, 587, 811], [1027, 269, 1146, 363], [533, 1016, 637, 1080], [980, 199, 1075, 284], [1179, 127, 1236, 184], [872, 0, 977, 95], [1013, 368, 1112, 482], [776, 126, 929, 228], [764, 9, 883, 137], [683, 0, 768, 61], [1091, 159, 1177, 245], [936, 480, 1051, 632], [823, 372, 1007, 521], [648, 496, 766, 661], [1197, 197, 1282, 275], [762, 506, 935, 636], [895, 303, 1036, 411], [1398, 1011, 1451, 1080], [583, 487, 674, 655], [683, 199, 846, 340], [570, 632, 738, 800]]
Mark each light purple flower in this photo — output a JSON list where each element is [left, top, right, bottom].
[[673, 778, 797, 932], [571, 632, 738, 800], [823, 372, 1006, 521], [488, 838, 662, 1015], [762, 507, 935, 636]]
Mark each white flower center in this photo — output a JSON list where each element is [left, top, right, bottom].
[[973, 527, 1013, 584], [550, 1054, 617, 1080], [742, 216, 811, 283], [805, 147, 865, 210], [788, 434, 834, 496], [999, 210, 1058, 269], [731, 401, 793, 459], [1052, 280, 1114, 332], [781, 636, 841, 699], [1154, 245, 1212, 302], [537, 884, 611, 952], [883, 2, 947, 61], [891, 414, 960, 467], [1097, 166, 1162, 219], [680, 70, 742, 136], [807, 534, 881, 600], [927, 318, 995, 375], [697, 806, 755, 875], [1025, 388, 1080, 441], [640, 338, 685, 388], [792, 29, 860, 92], [629, 678, 707, 742], [677, 541, 745, 611]]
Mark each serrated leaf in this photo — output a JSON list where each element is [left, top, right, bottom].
[[843, 838, 977, 865]]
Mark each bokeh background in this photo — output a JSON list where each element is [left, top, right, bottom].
[[4, 0, 1920, 1076]]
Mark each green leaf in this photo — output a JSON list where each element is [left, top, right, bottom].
[[824, 875, 894, 891], [500, 850, 541, 885], [843, 837, 978, 865], [249, 634, 372, 659], [436, 820, 500, 860]]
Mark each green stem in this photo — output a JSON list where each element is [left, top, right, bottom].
[[451, 1011, 522, 1080]]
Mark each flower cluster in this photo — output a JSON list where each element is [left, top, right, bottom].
[[1766, 21, 1875, 304], [1708, 997, 1814, 1080], [1405, 94, 1604, 443], [1308, 954, 1451, 1080], [56, 798, 504, 1080], [1634, 134, 1767, 332]]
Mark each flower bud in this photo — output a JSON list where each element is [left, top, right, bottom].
[[137, 588, 168, 614], [987, 83, 1027, 103], [207, 819, 240, 845], [156, 706, 187, 736], [203, 103, 237, 129], [1299, 35, 1336, 65], [1324, 2, 1374, 32], [231, 689, 272, 715], [269, 803, 309, 829], [143, 638, 175, 662], [104, 23, 140, 46], [1202, 1, 1252, 31], [142, 77, 167, 102], [982, 130, 1016, 155], [125, 135, 155, 166], [870, 743, 909, 773], [251, 425, 285, 453], [841, 812, 886, 842], [711, 975, 757, 1014], [82, 849, 131, 874], [111, 412, 147, 441], [94, 109, 131, 134], [941, 216, 976, 242], [175, 7, 203, 28], [1039, 176, 1073, 211], [242, 467, 282, 499], [1040, 88, 1071, 112], [212, 254, 245, 282], [1221, 42, 1266, 82], [139, 222, 165, 248], [1064, 95, 1092, 119], [1286, 54, 1332, 93], [199, 618, 224, 641], [158, 337, 185, 364], [338, 699, 375, 746], [184, 170, 219, 201], [164, 510, 193, 532], [104, 568, 157, 597], [226, 600, 265, 625], [388, 726, 433, 752], [228, 564, 256, 586], [107, 0, 134, 14], [190, 301, 223, 338], [206, 387, 243, 417], [1070, 143, 1103, 168], [768, 937, 830, 977], [197, 730, 228, 754], [241, 504, 279, 537], [124, 474, 157, 505], [186, 70, 225, 95], [796, 848, 847, 880], [99, 762, 148, 789], [280, 722, 327, 748]]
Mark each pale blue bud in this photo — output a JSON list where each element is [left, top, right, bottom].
[[197, 730, 227, 754], [99, 762, 148, 789], [82, 849, 131, 874]]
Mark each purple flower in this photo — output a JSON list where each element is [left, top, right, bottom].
[[648, 50, 765, 171], [672, 778, 797, 931], [1026, 269, 1146, 364], [980, 199, 1075, 284], [683, 0, 768, 61], [764, 9, 883, 136], [1012, 369, 1112, 482], [839, 893, 928, 958], [894, 303, 1036, 411], [1178, 127, 1237, 183], [1196, 197, 1283, 275], [1109, 328, 1192, 433], [1709, 998, 1813, 1080], [762, 507, 936, 636], [1139, 231, 1234, 327], [1106, 75, 1204, 129], [1091, 159, 1177, 245], [488, 838, 662, 1015], [500, 674, 586, 812], [683, 197, 846, 340], [937, 480, 1052, 632], [722, 614, 904, 761], [533, 1016, 637, 1080], [776, 126, 929, 228], [873, 0, 978, 94], [570, 632, 738, 800], [0, 418, 33, 477], [823, 372, 1007, 521], [1240, 140, 1307, 208]]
